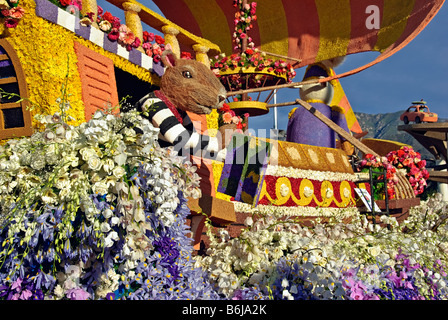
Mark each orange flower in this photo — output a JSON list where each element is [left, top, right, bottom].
[[222, 112, 233, 124]]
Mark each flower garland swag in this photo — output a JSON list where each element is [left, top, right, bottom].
[[0, 0, 25, 29], [0, 98, 221, 299], [211, 1, 296, 116]]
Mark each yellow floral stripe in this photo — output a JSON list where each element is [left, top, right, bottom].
[[314, 0, 351, 62], [256, 0, 289, 58], [183, 0, 233, 55], [374, 0, 416, 52]]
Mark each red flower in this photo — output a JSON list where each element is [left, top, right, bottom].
[[143, 31, 155, 43], [59, 0, 71, 6], [132, 37, 141, 48], [220, 103, 231, 113], [102, 11, 114, 23], [107, 28, 119, 42], [155, 35, 165, 44], [181, 52, 192, 60]]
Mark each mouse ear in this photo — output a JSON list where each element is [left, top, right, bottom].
[[161, 50, 177, 68]]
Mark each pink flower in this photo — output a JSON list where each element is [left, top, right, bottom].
[[8, 7, 24, 19], [69, 0, 82, 11], [66, 288, 90, 300], [118, 25, 135, 45], [4, 18, 18, 28]]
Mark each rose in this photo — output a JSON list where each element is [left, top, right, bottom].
[[87, 156, 102, 171], [59, 0, 70, 7], [102, 11, 114, 23], [99, 20, 112, 32], [112, 165, 125, 179], [155, 35, 165, 44], [107, 28, 119, 42]]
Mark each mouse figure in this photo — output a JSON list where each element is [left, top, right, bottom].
[[135, 50, 227, 160], [286, 57, 350, 149], [135, 50, 234, 250]]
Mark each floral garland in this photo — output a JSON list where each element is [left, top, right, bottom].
[[387, 146, 430, 196], [211, 1, 296, 94], [93, 8, 141, 52], [197, 195, 448, 300], [232, 0, 257, 52], [0, 0, 25, 28]]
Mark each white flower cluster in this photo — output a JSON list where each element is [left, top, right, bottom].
[[195, 196, 448, 299], [0, 109, 202, 250]]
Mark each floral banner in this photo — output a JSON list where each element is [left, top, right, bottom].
[[217, 133, 270, 206]]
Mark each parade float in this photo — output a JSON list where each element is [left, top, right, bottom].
[[1, 0, 448, 301]]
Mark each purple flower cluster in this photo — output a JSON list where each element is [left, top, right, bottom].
[[106, 165, 221, 300], [232, 287, 268, 300], [269, 258, 316, 300], [342, 268, 379, 300], [0, 277, 44, 300], [0, 162, 221, 300], [373, 250, 445, 300], [341, 249, 448, 300]]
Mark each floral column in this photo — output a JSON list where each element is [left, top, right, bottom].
[[192, 44, 210, 68], [161, 25, 180, 58], [122, 2, 144, 52], [81, 0, 98, 28]]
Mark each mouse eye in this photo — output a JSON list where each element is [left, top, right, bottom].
[[182, 71, 192, 79]]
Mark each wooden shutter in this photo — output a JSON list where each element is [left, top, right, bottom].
[[74, 42, 119, 121], [0, 39, 33, 140]]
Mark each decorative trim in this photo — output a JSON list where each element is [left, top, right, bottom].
[[233, 201, 359, 218], [257, 175, 357, 209], [265, 165, 359, 182], [33, 0, 164, 77]]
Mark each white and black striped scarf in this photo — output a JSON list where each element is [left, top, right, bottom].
[[135, 91, 221, 160]]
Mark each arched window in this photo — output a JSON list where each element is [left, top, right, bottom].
[[0, 39, 32, 140]]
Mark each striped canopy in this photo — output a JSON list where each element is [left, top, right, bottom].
[[152, 0, 444, 70]]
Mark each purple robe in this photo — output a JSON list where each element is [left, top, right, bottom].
[[286, 102, 349, 148]]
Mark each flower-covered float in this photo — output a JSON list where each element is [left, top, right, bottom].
[[0, 0, 447, 303], [210, 0, 297, 117]]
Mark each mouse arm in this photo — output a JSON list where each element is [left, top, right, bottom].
[[136, 92, 219, 159]]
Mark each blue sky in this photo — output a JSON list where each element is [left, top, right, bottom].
[[102, 1, 448, 132]]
